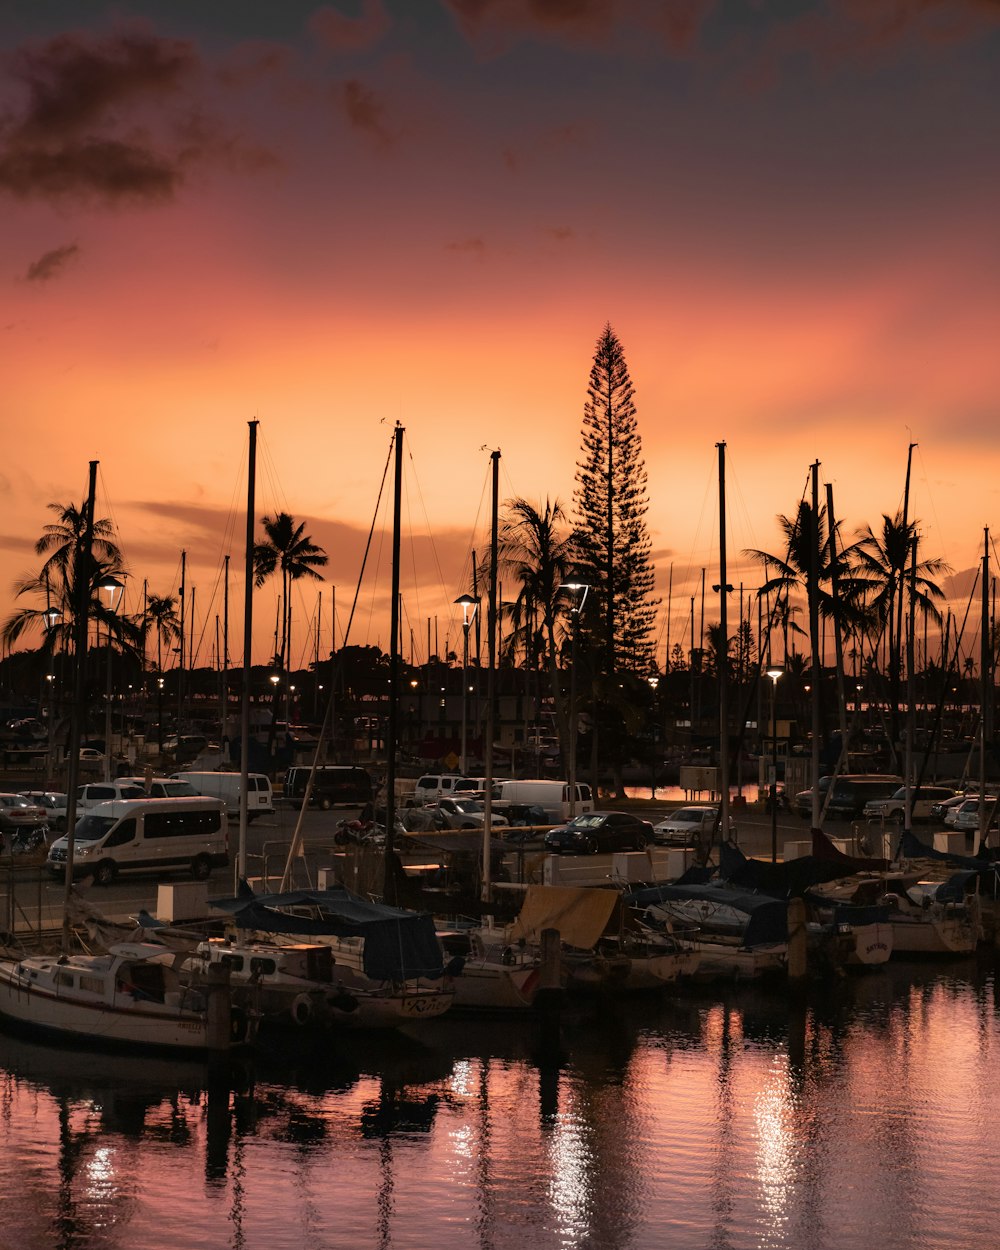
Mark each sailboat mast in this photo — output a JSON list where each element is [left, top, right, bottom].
[[979, 528, 990, 852], [221, 554, 229, 753], [716, 442, 730, 856], [177, 549, 186, 732], [903, 534, 917, 839], [382, 423, 404, 897], [238, 421, 258, 884], [809, 461, 823, 834], [61, 459, 98, 953], [482, 448, 500, 904]]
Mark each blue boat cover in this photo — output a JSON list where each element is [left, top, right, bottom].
[[718, 842, 853, 897], [624, 882, 788, 947], [208, 884, 446, 981], [899, 829, 1000, 872]]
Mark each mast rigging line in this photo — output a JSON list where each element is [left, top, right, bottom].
[[279, 428, 398, 891]]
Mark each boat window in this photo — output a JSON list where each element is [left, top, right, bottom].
[[79, 975, 104, 994], [55, 970, 74, 987], [219, 954, 244, 971], [249, 957, 277, 976]]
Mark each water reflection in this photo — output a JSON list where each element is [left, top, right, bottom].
[[1, 958, 1000, 1249]]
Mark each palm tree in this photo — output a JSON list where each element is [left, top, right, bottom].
[[494, 497, 576, 762], [35, 501, 121, 585], [744, 500, 861, 656], [2, 501, 130, 657], [851, 511, 949, 749], [144, 594, 181, 674], [253, 512, 328, 675]]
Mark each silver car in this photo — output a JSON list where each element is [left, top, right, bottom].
[[19, 790, 69, 831], [652, 805, 731, 847]]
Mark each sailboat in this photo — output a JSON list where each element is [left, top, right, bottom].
[[206, 882, 456, 1025], [0, 942, 251, 1053], [0, 460, 249, 1056]]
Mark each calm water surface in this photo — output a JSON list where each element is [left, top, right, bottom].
[[2, 957, 999, 1250]]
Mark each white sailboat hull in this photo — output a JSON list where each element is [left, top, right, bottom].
[[0, 947, 239, 1054]]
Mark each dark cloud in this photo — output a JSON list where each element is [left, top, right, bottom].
[[9, 30, 197, 141], [0, 136, 179, 202], [335, 78, 396, 147], [309, 1, 392, 52], [24, 242, 80, 282], [125, 500, 471, 626], [0, 28, 272, 204]]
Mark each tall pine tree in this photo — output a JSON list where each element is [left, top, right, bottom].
[[573, 323, 658, 676]]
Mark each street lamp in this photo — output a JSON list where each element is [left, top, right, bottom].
[[648, 675, 660, 798], [454, 593, 478, 773], [766, 665, 783, 863], [562, 581, 590, 818], [42, 604, 62, 778], [98, 575, 125, 781]]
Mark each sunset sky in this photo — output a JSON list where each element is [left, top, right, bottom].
[[2, 1, 998, 670]]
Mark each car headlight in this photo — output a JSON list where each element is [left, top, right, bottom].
[[76, 844, 95, 857]]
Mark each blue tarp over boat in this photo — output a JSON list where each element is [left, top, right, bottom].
[[209, 884, 446, 982], [899, 829, 1000, 873], [624, 882, 788, 947]]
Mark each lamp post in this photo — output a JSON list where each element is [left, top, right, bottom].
[[766, 665, 783, 863], [42, 604, 62, 779], [454, 594, 477, 774], [156, 676, 165, 754], [648, 675, 660, 798], [98, 575, 125, 781], [563, 582, 589, 818]]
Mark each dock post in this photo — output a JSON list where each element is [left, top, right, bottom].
[[537, 927, 562, 1002], [203, 962, 237, 1053], [787, 898, 808, 981]]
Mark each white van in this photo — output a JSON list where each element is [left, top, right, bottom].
[[76, 781, 145, 812], [173, 771, 274, 820], [497, 779, 594, 822], [412, 774, 467, 805], [119, 775, 201, 799], [46, 797, 228, 885]]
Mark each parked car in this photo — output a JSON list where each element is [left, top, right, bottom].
[[78, 747, 105, 764], [0, 793, 48, 834], [950, 798, 997, 832], [863, 785, 959, 824], [283, 765, 372, 810], [423, 798, 509, 830], [652, 804, 732, 847], [795, 775, 901, 820], [19, 790, 69, 831], [543, 811, 652, 855], [930, 793, 973, 821]]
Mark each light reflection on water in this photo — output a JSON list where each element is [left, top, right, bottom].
[[1, 960, 1000, 1250]]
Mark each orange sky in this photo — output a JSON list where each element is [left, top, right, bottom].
[[2, 1, 999, 668]]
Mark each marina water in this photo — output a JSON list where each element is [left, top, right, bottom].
[[2, 954, 999, 1250]]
